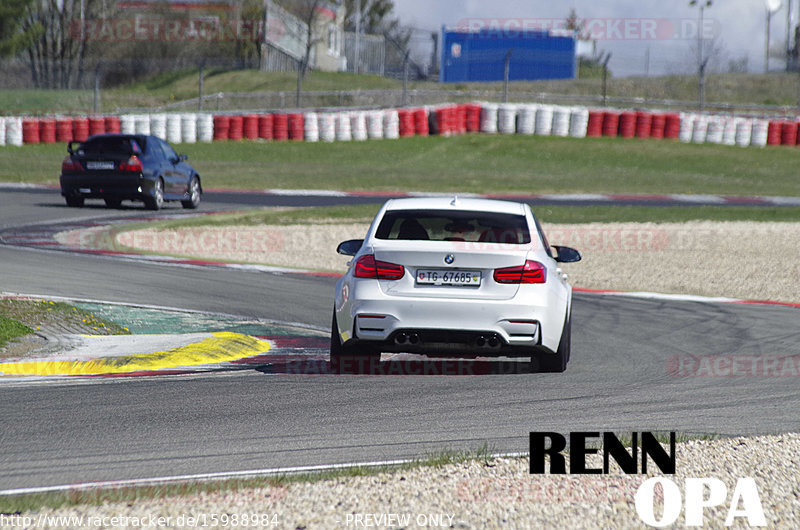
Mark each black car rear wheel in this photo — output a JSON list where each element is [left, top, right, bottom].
[[144, 179, 164, 210], [181, 177, 201, 209], [65, 196, 84, 208]]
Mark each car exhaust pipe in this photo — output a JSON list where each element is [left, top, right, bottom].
[[488, 335, 500, 349], [408, 333, 420, 345], [475, 335, 486, 348], [395, 332, 408, 345]]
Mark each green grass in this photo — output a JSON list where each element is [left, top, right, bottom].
[[5, 135, 800, 198], [0, 315, 33, 349], [4, 70, 800, 113]]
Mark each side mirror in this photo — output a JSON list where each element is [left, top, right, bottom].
[[337, 239, 363, 256], [553, 245, 582, 263], [67, 140, 80, 155], [179, 154, 188, 161]]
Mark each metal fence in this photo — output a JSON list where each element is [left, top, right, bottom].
[[118, 88, 800, 118], [343, 32, 385, 75]]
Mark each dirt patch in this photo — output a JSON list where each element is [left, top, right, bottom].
[[116, 221, 800, 303]]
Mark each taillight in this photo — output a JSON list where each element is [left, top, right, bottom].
[[61, 156, 83, 172], [119, 155, 143, 172], [493, 260, 547, 284], [354, 254, 405, 280]]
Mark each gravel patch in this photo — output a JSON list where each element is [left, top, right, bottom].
[[117, 221, 800, 303], [19, 434, 800, 529]]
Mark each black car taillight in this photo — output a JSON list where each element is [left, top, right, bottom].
[[119, 155, 143, 172], [61, 156, 83, 172]]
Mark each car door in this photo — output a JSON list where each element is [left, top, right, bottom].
[[155, 138, 183, 195]]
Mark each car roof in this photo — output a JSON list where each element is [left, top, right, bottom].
[[382, 197, 528, 215]]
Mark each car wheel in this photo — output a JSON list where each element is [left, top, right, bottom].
[[144, 179, 164, 211], [104, 198, 122, 208], [65, 196, 84, 208], [181, 177, 201, 209], [330, 310, 380, 373], [534, 310, 570, 373]]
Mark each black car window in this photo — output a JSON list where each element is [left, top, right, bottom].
[[375, 209, 531, 244], [160, 140, 179, 162], [80, 137, 140, 155]]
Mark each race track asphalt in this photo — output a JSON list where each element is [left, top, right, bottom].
[[1, 187, 799, 490]]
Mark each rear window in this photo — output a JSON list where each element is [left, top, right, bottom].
[[375, 209, 531, 244], [80, 137, 143, 155]]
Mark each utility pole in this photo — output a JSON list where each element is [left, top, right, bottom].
[[503, 49, 512, 103], [690, 0, 712, 110], [354, 0, 361, 74], [601, 52, 611, 106], [261, 0, 271, 71]]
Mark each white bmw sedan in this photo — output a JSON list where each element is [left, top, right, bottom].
[[331, 197, 581, 372]]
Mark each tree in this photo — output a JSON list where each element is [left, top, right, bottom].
[[18, 0, 100, 89], [342, 0, 394, 34], [0, 0, 41, 57]]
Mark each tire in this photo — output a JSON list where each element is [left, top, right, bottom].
[[144, 179, 164, 211], [330, 310, 380, 373], [181, 177, 201, 209], [104, 198, 122, 208], [65, 196, 84, 208], [534, 309, 570, 373]]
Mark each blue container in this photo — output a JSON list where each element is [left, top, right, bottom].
[[440, 28, 576, 83]]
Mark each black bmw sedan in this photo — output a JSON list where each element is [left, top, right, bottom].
[[60, 134, 201, 210]]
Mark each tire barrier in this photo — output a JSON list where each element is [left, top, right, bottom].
[[243, 114, 259, 140], [383, 109, 400, 139], [551, 106, 571, 137], [150, 113, 167, 140], [535, 105, 554, 136], [350, 111, 368, 141], [258, 114, 273, 139], [6, 105, 800, 149], [273, 113, 289, 141], [304, 112, 319, 142], [167, 113, 183, 143], [120, 114, 136, 134], [180, 113, 197, 144], [213, 115, 230, 141], [56, 119, 73, 143], [288, 113, 304, 141], [319, 113, 336, 142], [39, 119, 57, 144], [22, 118, 40, 144], [88, 117, 106, 137], [73, 117, 90, 142], [197, 114, 214, 143], [228, 114, 243, 141]]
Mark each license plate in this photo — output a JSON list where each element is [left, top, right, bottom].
[[86, 161, 115, 170], [416, 269, 481, 286]]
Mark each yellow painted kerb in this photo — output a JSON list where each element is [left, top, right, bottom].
[[0, 332, 271, 376]]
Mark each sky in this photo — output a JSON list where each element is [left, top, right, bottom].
[[389, 0, 796, 77]]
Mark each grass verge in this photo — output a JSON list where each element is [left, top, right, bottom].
[[0, 299, 130, 358], [4, 135, 800, 198], [0, 445, 496, 513], [0, 316, 33, 350]]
